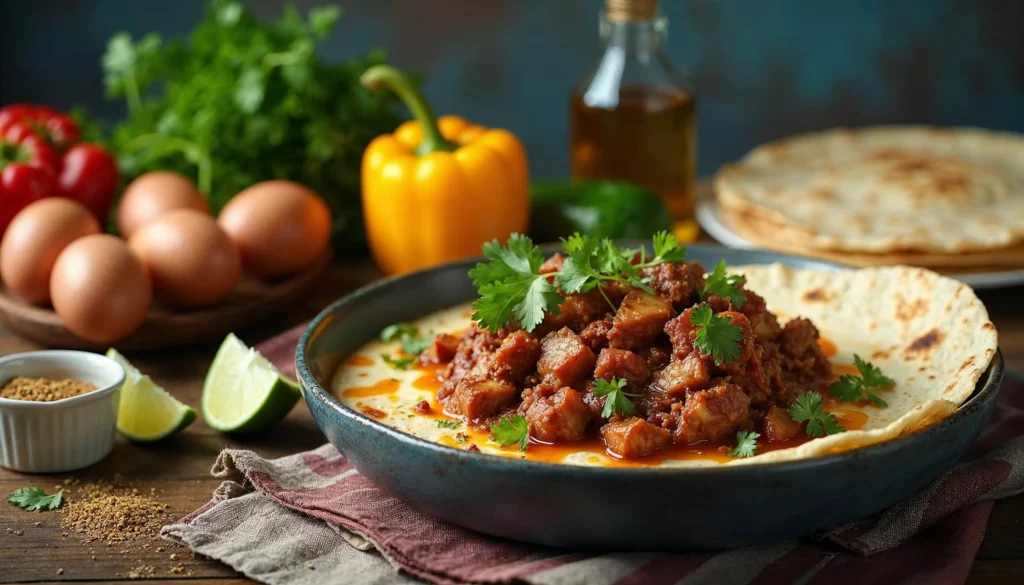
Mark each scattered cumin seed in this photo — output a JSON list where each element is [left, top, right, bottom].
[[60, 479, 169, 543]]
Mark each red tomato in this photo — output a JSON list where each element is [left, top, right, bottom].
[[58, 143, 120, 222]]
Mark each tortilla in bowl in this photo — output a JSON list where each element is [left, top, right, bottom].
[[297, 243, 1003, 549], [331, 256, 997, 467]]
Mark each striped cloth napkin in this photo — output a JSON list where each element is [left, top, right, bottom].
[[162, 325, 1024, 585]]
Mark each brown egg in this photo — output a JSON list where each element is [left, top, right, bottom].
[[129, 210, 241, 307], [50, 234, 152, 344], [218, 180, 331, 279], [117, 171, 210, 239], [0, 199, 102, 304]]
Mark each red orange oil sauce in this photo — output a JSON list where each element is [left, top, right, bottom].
[[338, 337, 871, 465]]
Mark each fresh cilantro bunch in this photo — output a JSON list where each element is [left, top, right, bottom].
[[470, 232, 686, 333], [469, 234, 564, 333], [491, 415, 530, 451], [690, 304, 745, 365], [830, 354, 895, 407], [728, 430, 759, 458], [7, 487, 64, 512], [102, 0, 406, 250], [593, 377, 640, 418], [700, 260, 747, 308], [788, 392, 846, 438]]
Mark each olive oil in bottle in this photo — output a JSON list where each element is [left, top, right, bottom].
[[570, 0, 698, 225]]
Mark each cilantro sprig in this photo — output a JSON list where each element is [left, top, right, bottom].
[[700, 260, 747, 308], [557, 231, 686, 304], [728, 430, 759, 458], [490, 415, 530, 451], [830, 355, 895, 408], [469, 234, 563, 333], [593, 377, 641, 418], [788, 392, 846, 438], [7, 487, 64, 512], [470, 232, 686, 332], [690, 304, 745, 365]]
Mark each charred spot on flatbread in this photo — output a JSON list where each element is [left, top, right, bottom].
[[904, 328, 945, 358]]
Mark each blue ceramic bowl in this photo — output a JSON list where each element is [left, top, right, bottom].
[[296, 244, 1004, 550]]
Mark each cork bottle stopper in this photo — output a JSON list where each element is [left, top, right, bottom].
[[605, 0, 658, 23]]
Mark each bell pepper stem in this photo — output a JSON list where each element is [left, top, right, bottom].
[[361, 65, 458, 155]]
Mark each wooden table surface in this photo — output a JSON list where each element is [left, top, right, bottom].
[[1, 260, 1023, 585]]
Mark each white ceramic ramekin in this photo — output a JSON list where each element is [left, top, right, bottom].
[[0, 350, 125, 473]]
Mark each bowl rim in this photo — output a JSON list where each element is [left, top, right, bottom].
[[0, 350, 125, 410], [296, 244, 1005, 477]]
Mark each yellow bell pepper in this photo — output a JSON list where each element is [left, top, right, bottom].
[[360, 65, 529, 275]]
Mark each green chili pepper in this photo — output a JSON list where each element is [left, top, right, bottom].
[[529, 181, 673, 241]]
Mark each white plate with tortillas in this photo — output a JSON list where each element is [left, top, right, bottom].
[[704, 126, 1024, 290]]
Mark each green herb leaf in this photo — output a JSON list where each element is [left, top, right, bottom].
[[855, 354, 896, 389], [381, 353, 414, 371], [788, 392, 846, 438], [379, 323, 431, 356], [436, 420, 461, 430], [470, 234, 562, 333], [649, 230, 687, 264], [592, 377, 638, 418], [308, 5, 342, 38], [690, 304, 745, 365], [728, 430, 760, 458], [7, 487, 64, 512], [491, 415, 530, 451], [829, 354, 893, 408], [701, 260, 747, 308]]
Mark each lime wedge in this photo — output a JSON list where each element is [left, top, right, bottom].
[[106, 349, 197, 442], [201, 333, 301, 433]]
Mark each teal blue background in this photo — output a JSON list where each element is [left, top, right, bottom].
[[2, 0, 1022, 178]]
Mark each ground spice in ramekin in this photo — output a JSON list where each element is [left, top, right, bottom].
[[0, 376, 97, 402]]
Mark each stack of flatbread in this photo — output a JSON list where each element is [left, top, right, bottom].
[[714, 126, 1024, 271]]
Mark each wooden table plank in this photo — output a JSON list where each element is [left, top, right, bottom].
[[1, 262, 1022, 584]]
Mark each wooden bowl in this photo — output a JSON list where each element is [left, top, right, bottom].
[[0, 252, 331, 351]]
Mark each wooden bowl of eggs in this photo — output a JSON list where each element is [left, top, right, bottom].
[[0, 172, 333, 351]]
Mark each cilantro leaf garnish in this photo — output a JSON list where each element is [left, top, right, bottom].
[[557, 231, 686, 302], [471, 232, 685, 332], [788, 392, 846, 438], [700, 260, 747, 308], [490, 415, 530, 451], [829, 354, 894, 407], [381, 353, 414, 370], [436, 420, 461, 430], [7, 487, 64, 512], [469, 234, 562, 333], [379, 323, 432, 356], [593, 377, 640, 418], [728, 430, 759, 458], [690, 304, 745, 365]]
